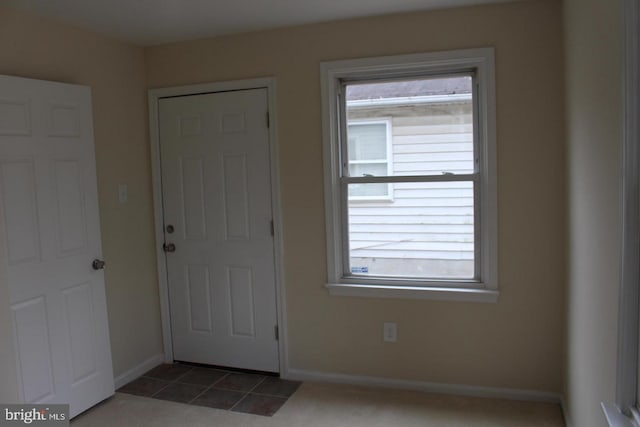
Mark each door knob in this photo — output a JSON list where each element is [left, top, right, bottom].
[[163, 243, 176, 253], [92, 259, 106, 270]]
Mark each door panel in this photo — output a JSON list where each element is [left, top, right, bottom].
[[54, 160, 88, 256], [186, 264, 212, 333], [180, 156, 207, 239], [222, 154, 250, 239], [159, 88, 279, 372], [0, 75, 114, 417], [0, 160, 40, 264], [62, 282, 97, 383], [11, 297, 55, 403], [0, 98, 30, 135], [227, 266, 256, 338]]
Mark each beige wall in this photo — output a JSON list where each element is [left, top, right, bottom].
[[0, 7, 164, 379], [147, 0, 566, 393], [563, 0, 623, 425]]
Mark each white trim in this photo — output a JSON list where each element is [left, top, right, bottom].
[[267, 80, 290, 378], [608, 0, 640, 425], [326, 283, 498, 302], [285, 368, 560, 403], [320, 48, 498, 300], [148, 88, 172, 363], [113, 353, 164, 389], [619, 0, 640, 407], [147, 77, 289, 376]]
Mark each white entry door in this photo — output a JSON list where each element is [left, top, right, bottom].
[[0, 75, 114, 417], [158, 88, 279, 372]]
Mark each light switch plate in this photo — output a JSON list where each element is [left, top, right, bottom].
[[383, 322, 397, 342]]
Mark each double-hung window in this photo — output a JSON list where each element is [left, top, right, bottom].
[[320, 48, 498, 302]]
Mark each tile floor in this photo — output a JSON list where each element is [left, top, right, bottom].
[[117, 363, 301, 417]]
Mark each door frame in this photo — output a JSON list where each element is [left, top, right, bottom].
[[148, 77, 288, 375]]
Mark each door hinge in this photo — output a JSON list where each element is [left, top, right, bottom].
[[270, 220, 275, 236], [266, 111, 270, 128], [275, 325, 279, 340]]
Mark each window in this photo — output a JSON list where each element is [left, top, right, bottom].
[[348, 120, 392, 199], [320, 48, 498, 302]]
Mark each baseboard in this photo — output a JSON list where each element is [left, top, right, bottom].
[[285, 368, 562, 404], [113, 353, 165, 389]]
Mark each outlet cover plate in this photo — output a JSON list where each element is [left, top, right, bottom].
[[383, 322, 397, 342]]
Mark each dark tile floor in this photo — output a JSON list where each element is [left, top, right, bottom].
[[117, 364, 301, 417]]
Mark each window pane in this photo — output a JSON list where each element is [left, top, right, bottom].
[[347, 181, 475, 280], [349, 181, 389, 198], [348, 123, 387, 161], [346, 76, 475, 177], [350, 163, 387, 178]]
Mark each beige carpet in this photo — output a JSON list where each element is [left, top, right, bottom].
[[72, 382, 565, 427]]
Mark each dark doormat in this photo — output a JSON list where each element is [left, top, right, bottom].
[[117, 363, 301, 417]]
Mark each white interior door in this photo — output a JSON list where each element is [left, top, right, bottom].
[[0, 75, 114, 417], [159, 88, 279, 372]]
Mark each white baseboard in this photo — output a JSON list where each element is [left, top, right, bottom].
[[285, 368, 562, 404], [113, 353, 165, 389]]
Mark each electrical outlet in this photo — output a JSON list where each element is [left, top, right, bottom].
[[383, 322, 397, 342]]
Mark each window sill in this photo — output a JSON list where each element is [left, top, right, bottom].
[[602, 403, 639, 427], [325, 283, 499, 303]]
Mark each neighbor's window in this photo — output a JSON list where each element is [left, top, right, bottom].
[[321, 48, 498, 301], [348, 120, 392, 199]]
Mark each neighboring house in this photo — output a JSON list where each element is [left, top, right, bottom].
[[346, 78, 475, 279]]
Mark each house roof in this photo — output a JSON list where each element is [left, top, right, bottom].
[[346, 77, 472, 101]]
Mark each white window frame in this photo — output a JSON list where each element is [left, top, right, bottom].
[[347, 118, 394, 202], [320, 48, 498, 303]]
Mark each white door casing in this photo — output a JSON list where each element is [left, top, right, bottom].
[[0, 75, 114, 417], [159, 88, 280, 372]]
